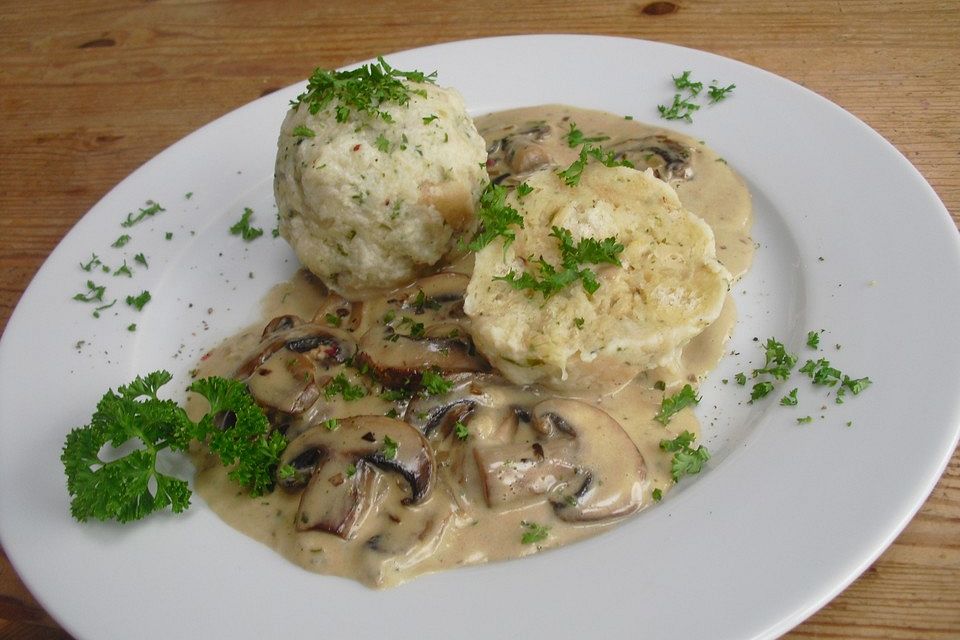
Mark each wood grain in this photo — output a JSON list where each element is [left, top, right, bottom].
[[1, 1, 957, 638]]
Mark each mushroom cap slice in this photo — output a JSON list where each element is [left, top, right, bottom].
[[246, 350, 320, 416], [356, 324, 490, 389], [534, 399, 647, 522], [235, 315, 358, 379], [474, 399, 647, 522], [277, 416, 436, 539], [399, 272, 470, 317]]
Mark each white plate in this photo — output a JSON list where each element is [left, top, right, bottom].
[[1, 34, 958, 640]]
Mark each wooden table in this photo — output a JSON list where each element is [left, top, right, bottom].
[[1, 1, 957, 638]]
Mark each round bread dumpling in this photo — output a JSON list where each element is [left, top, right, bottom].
[[464, 163, 732, 394], [274, 75, 488, 299]]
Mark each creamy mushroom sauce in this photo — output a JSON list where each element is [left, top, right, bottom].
[[189, 106, 753, 588]]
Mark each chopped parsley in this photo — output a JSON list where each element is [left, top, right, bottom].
[[454, 421, 469, 440], [125, 290, 151, 311], [658, 71, 735, 123], [520, 520, 550, 544], [375, 132, 391, 152], [515, 182, 533, 198], [113, 261, 133, 277], [382, 435, 399, 460], [752, 338, 798, 380], [324, 313, 342, 327], [780, 388, 799, 406], [657, 93, 701, 122], [134, 253, 148, 268], [323, 373, 366, 401], [229, 207, 264, 241], [112, 234, 131, 248], [557, 142, 634, 187], [80, 254, 103, 272], [121, 201, 164, 228], [322, 418, 340, 431], [291, 56, 436, 124], [797, 416, 814, 424], [420, 370, 452, 396], [564, 122, 610, 147], [806, 330, 821, 349], [494, 226, 624, 299], [465, 182, 525, 251], [292, 124, 316, 138], [734, 372, 747, 385], [707, 82, 736, 103], [659, 430, 710, 482], [750, 381, 775, 402], [73, 280, 106, 303], [654, 384, 700, 425], [652, 488, 663, 502], [672, 70, 703, 96]]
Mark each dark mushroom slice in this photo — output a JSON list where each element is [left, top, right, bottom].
[[276, 416, 435, 539], [235, 316, 357, 379], [473, 398, 647, 522], [606, 134, 694, 182], [356, 324, 490, 389]]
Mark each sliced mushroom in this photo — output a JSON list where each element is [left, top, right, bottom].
[[235, 315, 357, 379], [473, 398, 647, 522], [277, 416, 435, 539], [606, 134, 693, 182], [356, 324, 490, 389], [484, 121, 554, 185], [311, 294, 364, 332], [399, 272, 470, 318], [246, 350, 320, 416], [404, 376, 481, 439]]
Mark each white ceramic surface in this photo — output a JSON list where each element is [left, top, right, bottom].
[[1, 35, 958, 640]]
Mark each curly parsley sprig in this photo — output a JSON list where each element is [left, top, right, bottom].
[[61, 371, 284, 523]]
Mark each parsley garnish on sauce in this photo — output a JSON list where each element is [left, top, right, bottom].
[[420, 369, 452, 396], [557, 143, 634, 187], [564, 122, 610, 147], [382, 435, 399, 460], [291, 56, 436, 124], [654, 384, 700, 425], [324, 373, 366, 401], [520, 521, 550, 544], [659, 430, 710, 481]]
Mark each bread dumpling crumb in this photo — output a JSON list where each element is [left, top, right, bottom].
[[464, 163, 731, 394], [274, 66, 487, 299]]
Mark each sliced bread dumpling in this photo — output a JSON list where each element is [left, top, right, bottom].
[[464, 163, 731, 394]]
